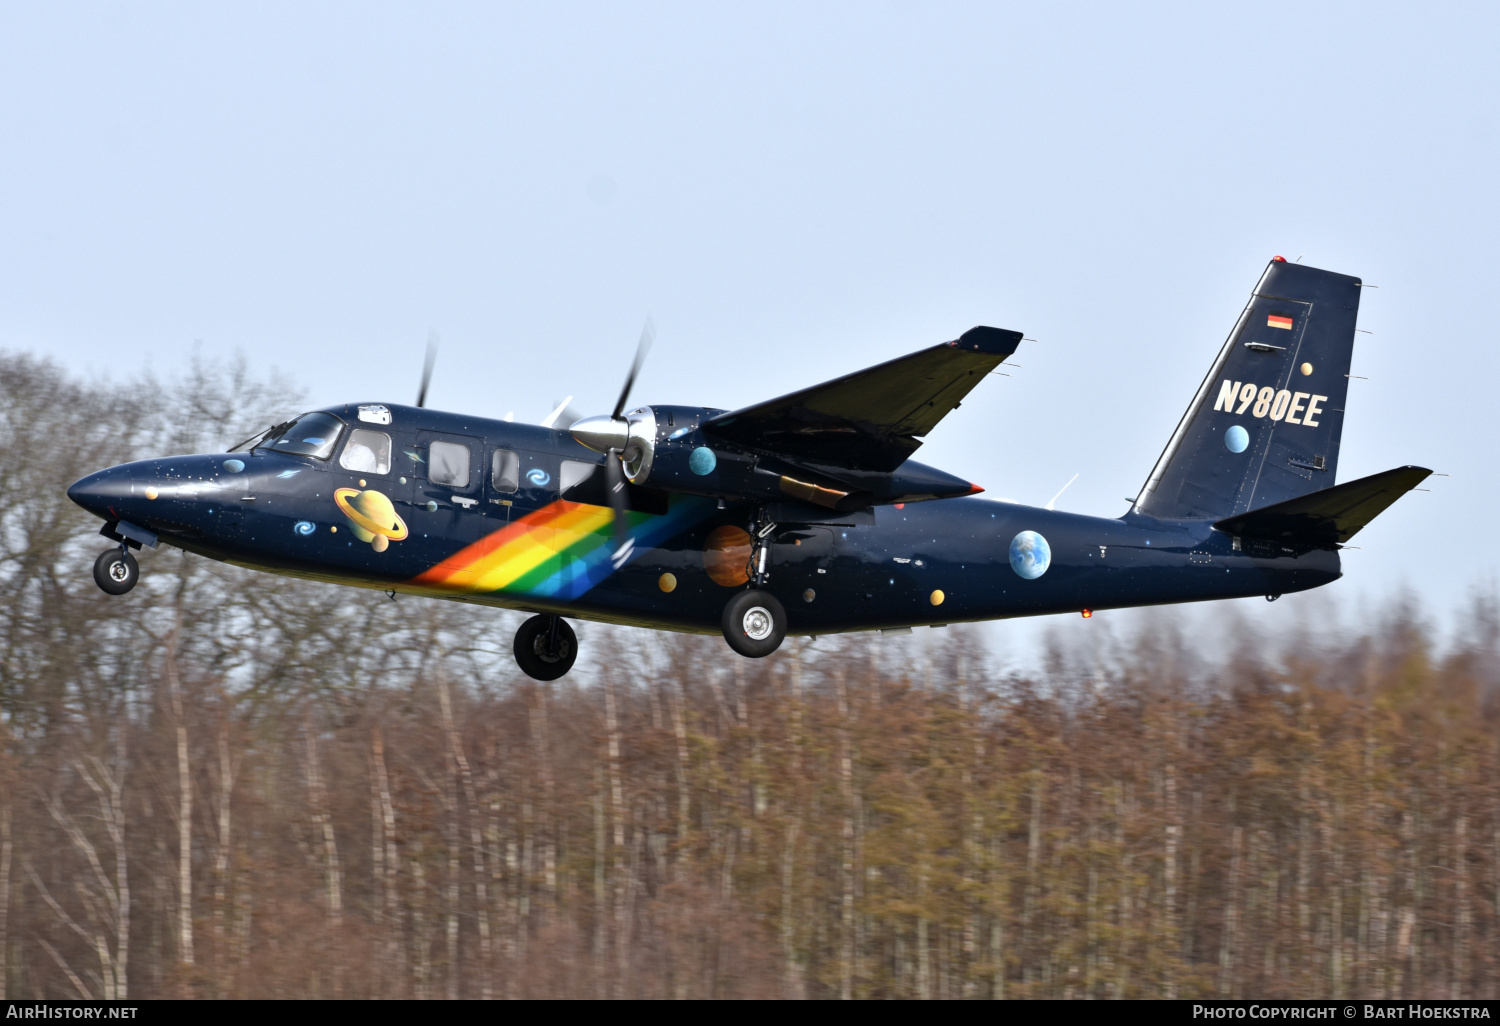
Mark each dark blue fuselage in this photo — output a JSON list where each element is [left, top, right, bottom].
[[67, 402, 1339, 635]]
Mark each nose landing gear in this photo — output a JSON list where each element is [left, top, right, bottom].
[[721, 589, 787, 658], [92, 547, 139, 595], [513, 614, 578, 681]]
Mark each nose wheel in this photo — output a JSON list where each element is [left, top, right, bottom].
[[93, 547, 139, 595], [513, 614, 578, 681], [721, 589, 787, 658]]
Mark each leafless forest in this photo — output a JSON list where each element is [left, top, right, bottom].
[[1, 351, 1497, 999]]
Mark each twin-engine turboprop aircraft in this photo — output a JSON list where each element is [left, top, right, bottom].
[[68, 259, 1429, 680]]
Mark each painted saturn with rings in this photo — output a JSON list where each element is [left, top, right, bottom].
[[334, 487, 409, 552]]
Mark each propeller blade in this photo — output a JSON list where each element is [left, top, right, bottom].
[[604, 452, 635, 569], [540, 396, 576, 428], [610, 317, 655, 420], [416, 331, 439, 408]]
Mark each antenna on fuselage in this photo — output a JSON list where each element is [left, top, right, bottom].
[[1045, 473, 1079, 511], [416, 331, 439, 408]]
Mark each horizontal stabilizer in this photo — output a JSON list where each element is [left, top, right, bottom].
[[1213, 465, 1431, 546]]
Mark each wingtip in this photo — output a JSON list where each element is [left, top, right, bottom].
[[952, 326, 1023, 355]]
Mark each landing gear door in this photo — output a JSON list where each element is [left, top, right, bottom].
[[772, 526, 835, 585], [772, 526, 833, 567]]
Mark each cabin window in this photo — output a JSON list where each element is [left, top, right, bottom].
[[492, 450, 520, 493], [258, 412, 343, 460], [339, 429, 391, 474], [429, 440, 471, 488]]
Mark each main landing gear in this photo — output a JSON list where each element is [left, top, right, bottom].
[[721, 589, 787, 658], [514, 614, 578, 681], [92, 547, 139, 595], [719, 509, 788, 658]]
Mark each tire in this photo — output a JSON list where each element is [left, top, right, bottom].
[[721, 589, 787, 658], [93, 548, 139, 595], [513, 614, 578, 681]]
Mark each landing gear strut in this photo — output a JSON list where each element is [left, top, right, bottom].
[[513, 614, 578, 681], [721, 589, 787, 658], [93, 547, 139, 595]]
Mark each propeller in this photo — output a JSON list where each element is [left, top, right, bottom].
[[568, 318, 656, 569], [603, 442, 634, 568], [415, 331, 439, 408], [612, 318, 654, 419], [540, 396, 584, 429]]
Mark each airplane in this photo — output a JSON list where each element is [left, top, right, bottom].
[[67, 258, 1430, 681]]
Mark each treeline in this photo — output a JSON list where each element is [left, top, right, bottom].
[[0, 351, 1497, 999]]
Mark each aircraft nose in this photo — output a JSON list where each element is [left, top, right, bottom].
[[67, 469, 115, 515], [67, 467, 147, 519]]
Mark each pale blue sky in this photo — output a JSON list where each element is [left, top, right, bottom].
[[3, 2, 1494, 659]]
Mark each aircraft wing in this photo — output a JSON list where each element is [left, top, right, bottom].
[[700, 326, 1022, 473], [1213, 465, 1432, 546]]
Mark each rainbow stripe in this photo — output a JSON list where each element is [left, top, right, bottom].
[[409, 495, 714, 601]]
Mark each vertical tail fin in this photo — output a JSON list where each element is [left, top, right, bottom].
[[1134, 258, 1363, 520]]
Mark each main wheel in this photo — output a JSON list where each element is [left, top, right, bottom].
[[93, 548, 139, 595], [721, 589, 787, 658], [513, 614, 578, 681]]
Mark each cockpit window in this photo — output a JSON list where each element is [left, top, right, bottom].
[[255, 412, 344, 460], [339, 429, 392, 474]]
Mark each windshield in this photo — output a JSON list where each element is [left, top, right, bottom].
[[229, 425, 276, 452], [253, 412, 345, 460]]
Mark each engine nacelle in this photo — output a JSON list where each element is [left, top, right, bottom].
[[618, 406, 867, 510]]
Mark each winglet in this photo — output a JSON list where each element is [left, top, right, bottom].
[[950, 326, 1023, 355]]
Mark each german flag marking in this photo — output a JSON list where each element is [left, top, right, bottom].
[[1267, 314, 1294, 330]]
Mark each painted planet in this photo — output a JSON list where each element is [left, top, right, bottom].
[[1300, 362, 1314, 376], [659, 573, 677, 593], [803, 588, 816, 603], [144, 486, 159, 500], [334, 488, 409, 549], [689, 446, 717, 476], [1225, 424, 1249, 453], [1009, 531, 1051, 580], [930, 589, 945, 606], [223, 459, 245, 473], [704, 524, 753, 587]]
